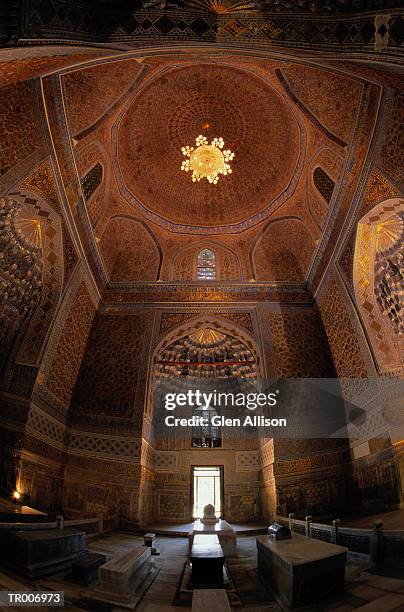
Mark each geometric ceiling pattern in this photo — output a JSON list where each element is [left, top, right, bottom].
[[117, 63, 300, 230], [57, 50, 377, 287]]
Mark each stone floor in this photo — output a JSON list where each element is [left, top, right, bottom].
[[0, 533, 404, 611]]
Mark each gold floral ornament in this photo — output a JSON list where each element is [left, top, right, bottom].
[[181, 135, 235, 184]]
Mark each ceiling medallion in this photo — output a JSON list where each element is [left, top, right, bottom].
[[181, 135, 235, 184]]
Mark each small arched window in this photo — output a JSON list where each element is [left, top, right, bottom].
[[82, 163, 103, 200], [313, 167, 335, 202], [197, 248, 216, 280]]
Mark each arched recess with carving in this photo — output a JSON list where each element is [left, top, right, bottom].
[[139, 314, 266, 526], [146, 314, 264, 422], [353, 197, 403, 374], [170, 241, 242, 281], [252, 217, 316, 282], [0, 191, 64, 383], [99, 215, 161, 282]]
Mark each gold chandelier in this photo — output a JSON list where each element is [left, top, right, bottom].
[[181, 135, 235, 184]]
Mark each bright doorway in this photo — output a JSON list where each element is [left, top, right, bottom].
[[192, 466, 223, 519]]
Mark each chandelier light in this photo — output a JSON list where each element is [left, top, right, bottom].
[[181, 135, 235, 184]]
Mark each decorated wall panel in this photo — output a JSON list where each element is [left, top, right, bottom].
[[69, 310, 153, 429], [252, 218, 315, 282], [319, 280, 369, 379], [0, 80, 43, 180], [15, 1, 403, 54], [99, 216, 161, 282], [265, 308, 336, 378], [281, 65, 362, 144], [46, 282, 96, 407], [380, 90, 403, 186], [62, 59, 144, 136], [0, 197, 43, 374], [63, 456, 141, 522], [259, 305, 350, 517]]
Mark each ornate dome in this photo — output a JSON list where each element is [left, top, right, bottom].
[[117, 63, 300, 231]]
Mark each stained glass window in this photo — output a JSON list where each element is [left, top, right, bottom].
[[314, 167, 335, 202], [82, 163, 103, 200], [197, 248, 216, 280]]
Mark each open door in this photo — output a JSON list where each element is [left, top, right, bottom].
[[192, 466, 223, 519]]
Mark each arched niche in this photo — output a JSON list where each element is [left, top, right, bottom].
[[353, 197, 403, 374], [139, 314, 267, 526], [146, 314, 265, 425], [0, 191, 64, 497], [0, 191, 64, 376]]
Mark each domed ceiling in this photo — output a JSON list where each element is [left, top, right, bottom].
[[117, 63, 301, 231], [59, 51, 371, 287]]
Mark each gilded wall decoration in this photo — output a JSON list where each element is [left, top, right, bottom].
[[353, 198, 403, 374], [19, 162, 79, 287], [16, 0, 402, 54], [309, 82, 381, 292], [265, 309, 336, 378], [0, 191, 64, 371], [159, 311, 254, 335], [61, 222, 78, 287], [42, 76, 81, 213], [359, 170, 399, 219], [338, 170, 399, 291], [104, 284, 311, 304], [0, 51, 112, 87], [0, 197, 43, 373]]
